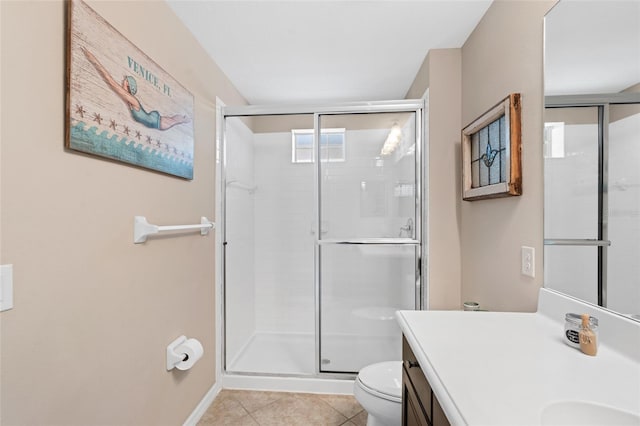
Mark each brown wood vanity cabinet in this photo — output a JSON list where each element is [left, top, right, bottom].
[[402, 336, 451, 426]]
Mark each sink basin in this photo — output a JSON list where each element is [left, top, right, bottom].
[[541, 401, 640, 426]]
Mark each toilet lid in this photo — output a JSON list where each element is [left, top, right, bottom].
[[357, 361, 402, 400]]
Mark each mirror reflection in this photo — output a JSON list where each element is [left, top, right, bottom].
[[543, 0, 640, 319]]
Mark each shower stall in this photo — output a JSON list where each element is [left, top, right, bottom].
[[218, 101, 424, 387]]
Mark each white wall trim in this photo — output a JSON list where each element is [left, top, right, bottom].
[[422, 87, 430, 311], [183, 382, 222, 426], [215, 96, 226, 386], [186, 96, 225, 426]]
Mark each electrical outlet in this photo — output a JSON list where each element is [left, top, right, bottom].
[[521, 246, 535, 278]]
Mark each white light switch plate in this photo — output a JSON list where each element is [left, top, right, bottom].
[[521, 246, 535, 278], [0, 264, 14, 311]]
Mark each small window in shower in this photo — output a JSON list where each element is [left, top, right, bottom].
[[544, 121, 566, 158], [292, 128, 345, 163]]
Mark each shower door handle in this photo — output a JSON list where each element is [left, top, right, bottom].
[[544, 238, 611, 246]]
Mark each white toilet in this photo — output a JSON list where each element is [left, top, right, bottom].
[[354, 361, 402, 426]]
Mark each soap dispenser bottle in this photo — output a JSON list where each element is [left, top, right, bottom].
[[579, 313, 597, 356]]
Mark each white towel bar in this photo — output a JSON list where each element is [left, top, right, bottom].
[[134, 216, 215, 244]]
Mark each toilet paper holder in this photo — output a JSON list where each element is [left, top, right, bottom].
[[166, 335, 200, 371], [167, 335, 188, 370]]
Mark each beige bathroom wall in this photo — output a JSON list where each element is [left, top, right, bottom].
[[406, 49, 463, 310], [0, 1, 246, 424], [460, 0, 556, 312]]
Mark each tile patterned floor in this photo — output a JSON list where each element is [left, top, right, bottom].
[[197, 389, 367, 426]]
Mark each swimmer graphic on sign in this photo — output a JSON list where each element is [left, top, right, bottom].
[[66, 0, 194, 179], [82, 47, 190, 131]]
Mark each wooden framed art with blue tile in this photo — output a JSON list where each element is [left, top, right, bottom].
[[66, 0, 194, 179], [461, 93, 522, 201]]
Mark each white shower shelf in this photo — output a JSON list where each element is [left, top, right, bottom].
[[227, 180, 256, 194], [134, 216, 215, 244]]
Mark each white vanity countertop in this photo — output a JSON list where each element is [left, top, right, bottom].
[[396, 292, 640, 425]]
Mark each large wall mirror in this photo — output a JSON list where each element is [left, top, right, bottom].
[[543, 1, 640, 320]]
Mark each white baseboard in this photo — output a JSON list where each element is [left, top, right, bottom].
[[183, 381, 222, 426]]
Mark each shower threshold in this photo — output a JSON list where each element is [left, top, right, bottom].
[[224, 331, 401, 394], [224, 332, 355, 394], [222, 372, 355, 395], [227, 332, 315, 375]]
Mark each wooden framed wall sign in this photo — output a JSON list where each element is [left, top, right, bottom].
[[66, 0, 195, 179], [461, 93, 522, 201]]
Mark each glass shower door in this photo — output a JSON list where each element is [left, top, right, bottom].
[[607, 103, 640, 314], [544, 101, 640, 313], [317, 111, 420, 373], [224, 114, 317, 376], [544, 107, 600, 304]]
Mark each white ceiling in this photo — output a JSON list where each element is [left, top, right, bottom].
[[167, 0, 493, 105]]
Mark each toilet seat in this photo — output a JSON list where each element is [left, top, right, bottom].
[[356, 361, 402, 403]]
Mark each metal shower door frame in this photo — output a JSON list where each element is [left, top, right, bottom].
[[313, 107, 423, 375], [220, 100, 425, 379]]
